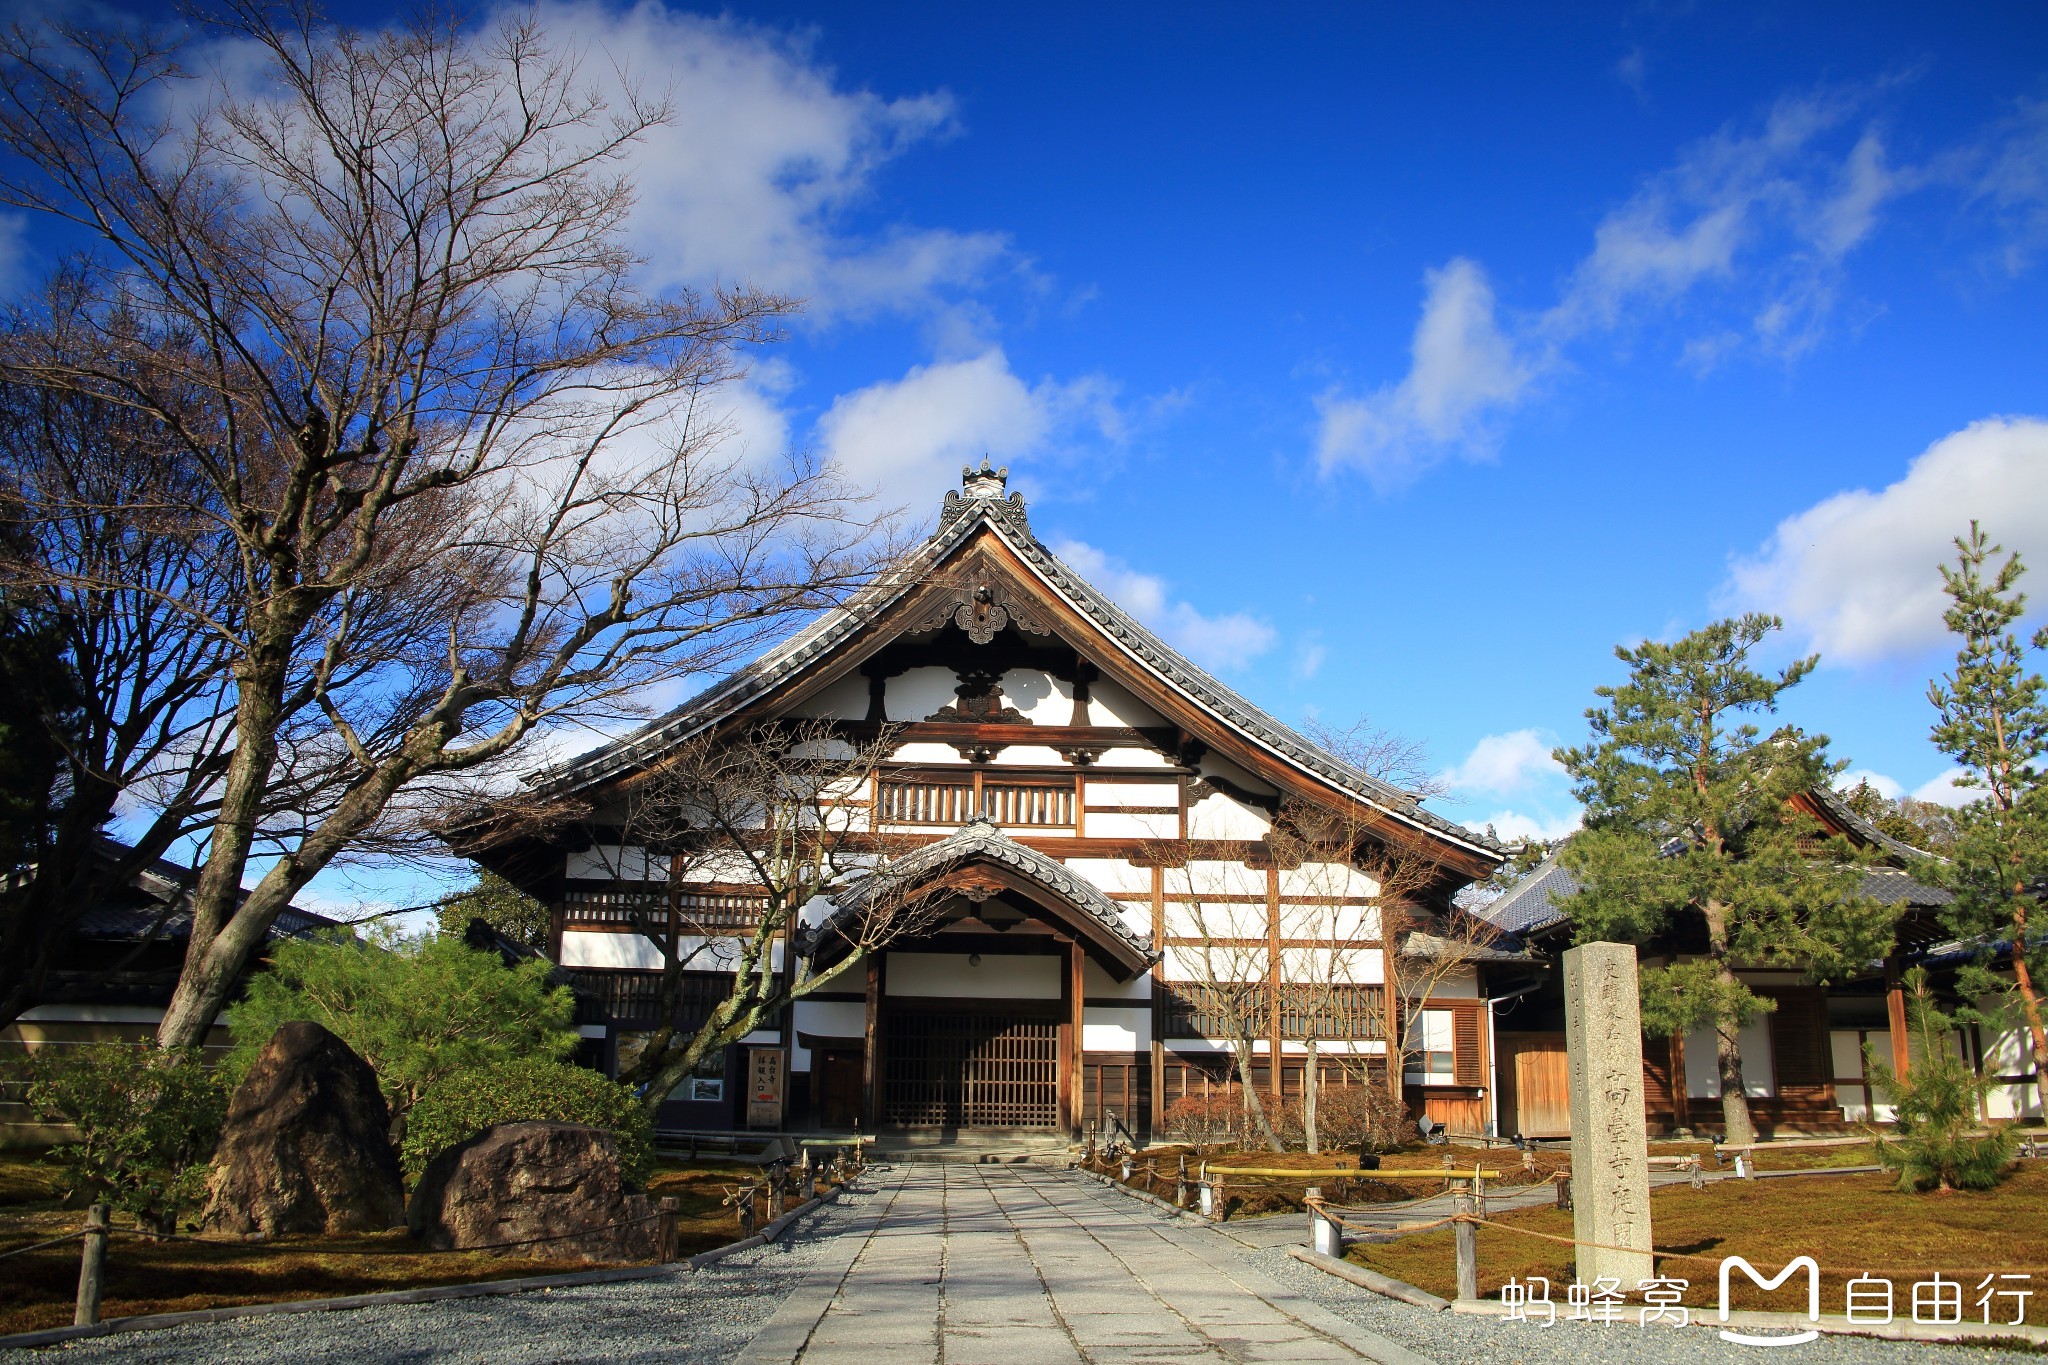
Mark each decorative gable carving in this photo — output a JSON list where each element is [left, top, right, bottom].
[[908, 555, 1055, 645]]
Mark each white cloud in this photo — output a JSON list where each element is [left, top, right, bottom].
[[1836, 769, 1905, 801], [1726, 416, 2048, 662], [1545, 92, 1905, 354], [1912, 767, 1974, 807], [1320, 91, 1918, 487], [528, 2, 1006, 320], [1295, 642, 1327, 680], [1974, 96, 2048, 275], [1315, 258, 1538, 487], [814, 349, 1120, 511], [1481, 808, 1584, 845], [1050, 540, 1275, 671], [1441, 729, 1566, 796]]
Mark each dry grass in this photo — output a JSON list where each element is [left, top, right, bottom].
[[1347, 1160, 2048, 1311], [0, 1154, 797, 1337]]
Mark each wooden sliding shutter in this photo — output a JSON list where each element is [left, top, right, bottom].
[[1452, 1006, 1485, 1086], [1767, 988, 1831, 1089]]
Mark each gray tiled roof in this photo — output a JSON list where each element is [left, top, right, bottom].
[[1809, 784, 1945, 864], [531, 473, 1503, 862], [820, 818, 1155, 970], [1473, 846, 1579, 937]]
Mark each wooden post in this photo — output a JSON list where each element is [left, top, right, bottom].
[[1453, 1189, 1479, 1301], [1886, 956, 1911, 1081], [863, 953, 883, 1128], [1069, 939, 1087, 1140], [74, 1204, 107, 1327], [656, 1197, 681, 1262]]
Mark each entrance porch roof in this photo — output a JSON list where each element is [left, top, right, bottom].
[[820, 819, 1156, 980]]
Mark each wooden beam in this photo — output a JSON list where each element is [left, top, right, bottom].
[[1151, 863, 1166, 1138]]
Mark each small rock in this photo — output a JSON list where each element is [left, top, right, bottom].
[[407, 1121, 658, 1260], [202, 1021, 405, 1236]]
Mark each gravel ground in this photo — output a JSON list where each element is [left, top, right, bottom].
[[1248, 1241, 2046, 1365], [10, 1185, 879, 1364]]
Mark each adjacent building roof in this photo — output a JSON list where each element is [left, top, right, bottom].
[[527, 464, 1502, 864], [69, 836, 338, 943]]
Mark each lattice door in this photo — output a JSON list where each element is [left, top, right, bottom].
[[883, 1010, 1059, 1128]]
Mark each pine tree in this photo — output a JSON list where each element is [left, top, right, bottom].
[[437, 872, 551, 951], [1866, 968, 2015, 1194], [1557, 615, 1896, 1145], [1925, 524, 2048, 1118]]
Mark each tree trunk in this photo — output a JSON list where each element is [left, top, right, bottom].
[[1303, 1038, 1319, 1153], [1233, 1038, 1284, 1152], [1700, 903, 1759, 1147], [1715, 1018, 1759, 1147], [2007, 895, 2048, 1119]]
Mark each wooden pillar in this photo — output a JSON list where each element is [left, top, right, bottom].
[[863, 952, 883, 1128], [1382, 919, 1402, 1100], [1150, 864, 1166, 1137], [1267, 866, 1282, 1103], [1886, 955, 1911, 1080], [1068, 939, 1087, 1138], [1668, 1030, 1688, 1131]]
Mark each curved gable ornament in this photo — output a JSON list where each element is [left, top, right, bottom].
[[909, 566, 1055, 645]]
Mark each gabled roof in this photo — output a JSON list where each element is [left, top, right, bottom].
[[1805, 784, 1943, 864], [1474, 843, 1579, 938], [70, 835, 338, 943], [530, 465, 1501, 864], [820, 818, 1155, 975]]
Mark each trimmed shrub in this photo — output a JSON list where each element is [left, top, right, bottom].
[[1164, 1091, 1246, 1153], [1304, 1080, 1413, 1154], [21, 1042, 227, 1231], [401, 1059, 654, 1186]]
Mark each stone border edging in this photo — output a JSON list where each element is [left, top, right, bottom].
[[0, 1262, 677, 1353], [0, 1182, 857, 1354], [1068, 1165, 1209, 1223], [685, 1183, 848, 1269], [1287, 1247, 1451, 1311]]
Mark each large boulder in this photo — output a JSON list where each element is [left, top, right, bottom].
[[202, 1021, 405, 1235], [407, 1121, 658, 1260]]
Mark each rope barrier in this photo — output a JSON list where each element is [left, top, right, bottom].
[[72, 1208, 672, 1256], [0, 1230, 87, 1260]]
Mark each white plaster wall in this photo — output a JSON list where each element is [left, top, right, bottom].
[[1161, 945, 1267, 983], [886, 951, 1059, 999], [1187, 793, 1272, 840], [1085, 677, 1164, 728], [888, 742, 967, 765], [1197, 753, 1276, 799], [1280, 904, 1381, 941], [1279, 862, 1380, 899], [999, 669, 1071, 723], [1163, 901, 1266, 939], [1083, 1009, 1151, 1051], [1683, 1021, 1775, 1097], [674, 850, 761, 883], [1084, 958, 1152, 1000], [1085, 781, 1180, 808], [560, 930, 664, 971], [887, 667, 961, 721], [1118, 904, 1152, 940], [1425, 967, 1478, 999], [1084, 811, 1178, 839], [790, 999, 867, 1069], [1092, 747, 1172, 768], [1278, 946, 1384, 985], [1063, 858, 1153, 895], [1169, 860, 1265, 898], [1167, 1038, 1270, 1055], [986, 745, 1070, 766], [788, 672, 871, 720], [566, 844, 666, 881]]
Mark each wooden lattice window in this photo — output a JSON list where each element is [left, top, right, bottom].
[[877, 773, 1076, 828]]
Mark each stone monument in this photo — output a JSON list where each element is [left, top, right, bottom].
[[1562, 941, 1653, 1289]]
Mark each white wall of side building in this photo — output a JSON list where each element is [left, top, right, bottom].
[[1277, 946, 1384, 984], [559, 930, 784, 973], [1163, 901, 1267, 940]]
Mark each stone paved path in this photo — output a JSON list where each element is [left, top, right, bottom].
[[736, 1164, 1431, 1364]]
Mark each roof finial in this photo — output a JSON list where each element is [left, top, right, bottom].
[[960, 455, 1009, 499]]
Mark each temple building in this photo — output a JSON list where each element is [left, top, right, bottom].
[[462, 463, 1505, 1140]]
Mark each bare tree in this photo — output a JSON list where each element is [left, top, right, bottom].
[[0, 6, 892, 1046], [508, 718, 945, 1116], [1148, 840, 1286, 1151]]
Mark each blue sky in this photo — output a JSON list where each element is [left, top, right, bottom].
[[42, 2, 2048, 910]]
